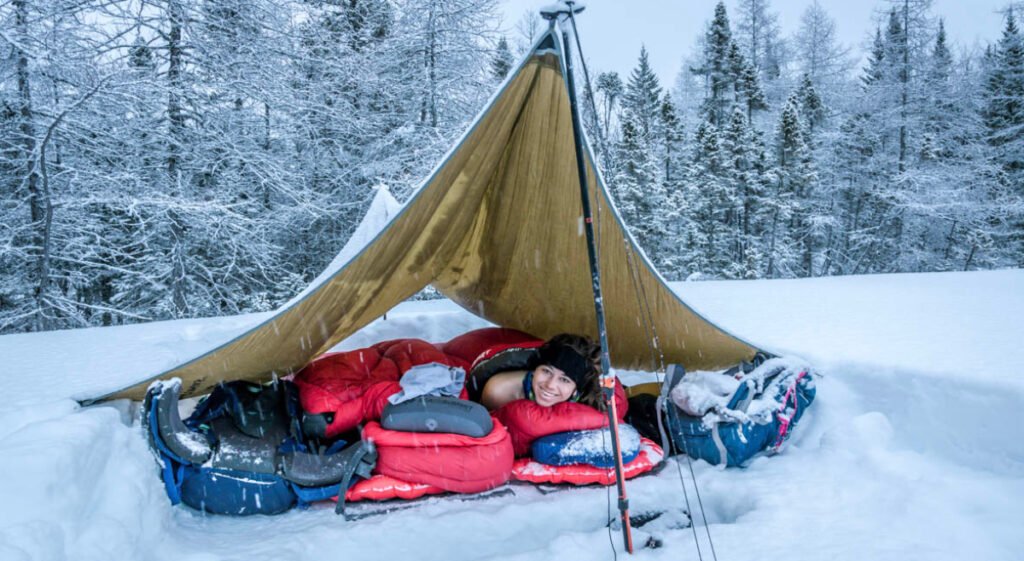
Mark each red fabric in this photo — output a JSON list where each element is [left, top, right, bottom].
[[492, 381, 630, 456], [293, 338, 471, 438], [295, 328, 648, 502], [363, 420, 514, 493], [511, 438, 664, 486], [344, 475, 445, 503], [294, 328, 629, 450], [441, 327, 541, 366]]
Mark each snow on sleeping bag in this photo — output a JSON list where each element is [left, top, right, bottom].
[[480, 350, 664, 484], [513, 424, 663, 485], [531, 425, 642, 468], [467, 334, 632, 458], [513, 438, 664, 485], [490, 381, 630, 457], [666, 357, 816, 467]]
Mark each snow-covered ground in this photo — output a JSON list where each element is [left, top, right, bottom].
[[1, 269, 1022, 561]]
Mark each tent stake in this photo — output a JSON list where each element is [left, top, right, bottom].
[[559, 27, 635, 555]]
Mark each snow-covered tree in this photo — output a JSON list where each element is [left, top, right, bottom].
[[795, 74, 827, 134], [768, 96, 818, 277], [735, 0, 786, 84], [793, 1, 852, 90], [491, 36, 514, 80], [983, 8, 1024, 264], [611, 48, 669, 264]]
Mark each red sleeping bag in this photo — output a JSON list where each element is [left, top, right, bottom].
[[293, 338, 471, 439], [293, 327, 644, 497], [363, 420, 513, 493], [492, 382, 629, 457]]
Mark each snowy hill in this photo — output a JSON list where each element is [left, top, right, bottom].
[[0, 270, 1021, 560]]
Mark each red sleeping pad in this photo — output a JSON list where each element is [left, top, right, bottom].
[[512, 438, 664, 485], [345, 475, 444, 502]]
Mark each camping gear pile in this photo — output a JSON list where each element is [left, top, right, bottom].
[[143, 328, 665, 517]]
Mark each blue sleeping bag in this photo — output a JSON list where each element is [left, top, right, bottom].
[[666, 361, 816, 467]]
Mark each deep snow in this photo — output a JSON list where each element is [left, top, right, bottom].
[[0, 269, 1022, 560]]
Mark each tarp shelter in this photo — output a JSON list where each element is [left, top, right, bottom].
[[94, 28, 761, 403]]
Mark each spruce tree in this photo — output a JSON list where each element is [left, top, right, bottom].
[[613, 47, 666, 265], [695, 1, 735, 126], [660, 94, 685, 185], [795, 74, 826, 134], [729, 43, 769, 121], [984, 9, 1024, 165], [722, 107, 769, 278], [683, 120, 737, 277], [657, 94, 691, 278], [863, 27, 886, 87], [491, 36, 513, 81], [623, 46, 663, 139], [983, 9, 1024, 264], [596, 72, 624, 135], [921, 20, 953, 162], [613, 113, 664, 257], [769, 96, 818, 277]]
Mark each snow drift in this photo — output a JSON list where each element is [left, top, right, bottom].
[[0, 269, 1021, 560]]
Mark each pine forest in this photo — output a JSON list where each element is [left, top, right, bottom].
[[1, 0, 1022, 334]]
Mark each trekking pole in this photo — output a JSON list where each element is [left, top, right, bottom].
[[556, 17, 635, 555]]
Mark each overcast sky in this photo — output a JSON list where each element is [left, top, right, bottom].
[[498, 0, 1010, 85]]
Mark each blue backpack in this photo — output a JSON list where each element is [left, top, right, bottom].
[[142, 380, 374, 516], [662, 361, 816, 467]]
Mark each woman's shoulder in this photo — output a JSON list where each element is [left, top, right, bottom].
[[479, 370, 527, 410]]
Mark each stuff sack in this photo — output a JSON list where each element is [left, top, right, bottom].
[[665, 358, 816, 467], [530, 425, 642, 469], [362, 417, 514, 494]]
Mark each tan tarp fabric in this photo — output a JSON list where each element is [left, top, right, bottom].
[[98, 31, 758, 402]]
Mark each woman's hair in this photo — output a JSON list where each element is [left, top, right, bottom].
[[537, 333, 603, 408]]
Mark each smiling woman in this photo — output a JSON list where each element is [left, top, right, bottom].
[[478, 333, 603, 410]]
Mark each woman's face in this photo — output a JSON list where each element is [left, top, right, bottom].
[[532, 364, 577, 407]]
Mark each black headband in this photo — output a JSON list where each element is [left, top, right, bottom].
[[534, 344, 591, 388]]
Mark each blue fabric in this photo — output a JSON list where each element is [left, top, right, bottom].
[[148, 392, 186, 505], [159, 457, 184, 505], [667, 407, 776, 467], [290, 482, 342, 506], [667, 369, 816, 467], [179, 467, 296, 515], [522, 370, 534, 402], [531, 427, 641, 469]]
